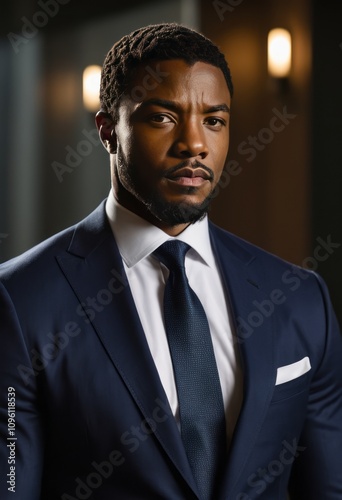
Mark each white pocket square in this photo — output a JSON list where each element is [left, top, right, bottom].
[[275, 356, 311, 385]]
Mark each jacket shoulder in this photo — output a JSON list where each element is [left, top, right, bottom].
[[209, 221, 306, 274], [0, 225, 75, 281]]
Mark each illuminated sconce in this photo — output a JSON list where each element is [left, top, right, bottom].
[[267, 28, 292, 78], [83, 65, 102, 112]]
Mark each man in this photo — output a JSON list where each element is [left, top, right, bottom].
[[0, 23, 341, 500]]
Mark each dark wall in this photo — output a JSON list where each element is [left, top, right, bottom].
[[312, 0, 342, 323]]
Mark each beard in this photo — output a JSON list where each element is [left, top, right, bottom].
[[116, 153, 214, 226], [145, 188, 211, 225]]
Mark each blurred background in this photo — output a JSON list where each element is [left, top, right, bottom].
[[0, 0, 341, 323]]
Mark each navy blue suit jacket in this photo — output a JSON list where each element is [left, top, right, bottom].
[[1, 201, 342, 499]]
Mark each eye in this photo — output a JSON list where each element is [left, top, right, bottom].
[[204, 117, 226, 129], [149, 114, 174, 125]]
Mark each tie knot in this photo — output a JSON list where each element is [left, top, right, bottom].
[[153, 240, 190, 270]]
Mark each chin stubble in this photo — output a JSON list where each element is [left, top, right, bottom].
[[116, 153, 213, 226]]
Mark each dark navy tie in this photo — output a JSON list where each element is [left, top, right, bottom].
[[153, 240, 226, 500]]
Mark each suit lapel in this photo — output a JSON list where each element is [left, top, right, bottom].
[[56, 203, 198, 496], [210, 223, 276, 497]]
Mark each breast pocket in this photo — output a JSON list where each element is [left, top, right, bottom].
[[271, 371, 311, 403]]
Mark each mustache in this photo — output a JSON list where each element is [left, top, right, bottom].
[[164, 160, 214, 181]]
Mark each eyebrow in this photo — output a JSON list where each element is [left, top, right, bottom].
[[138, 98, 230, 114], [205, 104, 230, 114]]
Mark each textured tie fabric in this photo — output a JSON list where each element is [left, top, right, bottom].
[[153, 240, 227, 500]]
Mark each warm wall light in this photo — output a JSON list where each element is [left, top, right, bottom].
[[83, 65, 101, 112], [268, 29, 292, 78]]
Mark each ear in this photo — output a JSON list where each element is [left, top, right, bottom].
[[95, 110, 117, 154]]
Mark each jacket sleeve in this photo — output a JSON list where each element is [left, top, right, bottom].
[[0, 282, 44, 499], [288, 273, 342, 499]]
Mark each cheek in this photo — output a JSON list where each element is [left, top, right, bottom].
[[130, 135, 166, 169], [115, 127, 133, 162]]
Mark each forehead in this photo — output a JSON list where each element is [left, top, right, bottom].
[[125, 59, 231, 107]]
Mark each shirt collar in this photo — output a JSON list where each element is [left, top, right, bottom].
[[105, 190, 215, 269]]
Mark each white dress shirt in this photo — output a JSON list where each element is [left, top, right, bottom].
[[105, 191, 242, 441]]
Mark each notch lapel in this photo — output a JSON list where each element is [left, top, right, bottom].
[[210, 224, 276, 497], [56, 203, 198, 496]]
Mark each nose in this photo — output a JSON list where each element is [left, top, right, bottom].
[[172, 119, 209, 159]]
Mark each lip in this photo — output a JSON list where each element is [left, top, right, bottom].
[[168, 167, 211, 179], [166, 167, 212, 186], [167, 176, 209, 186]]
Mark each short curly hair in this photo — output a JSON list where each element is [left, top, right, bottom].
[[100, 22, 233, 122]]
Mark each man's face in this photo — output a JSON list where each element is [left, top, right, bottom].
[[113, 59, 231, 233]]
